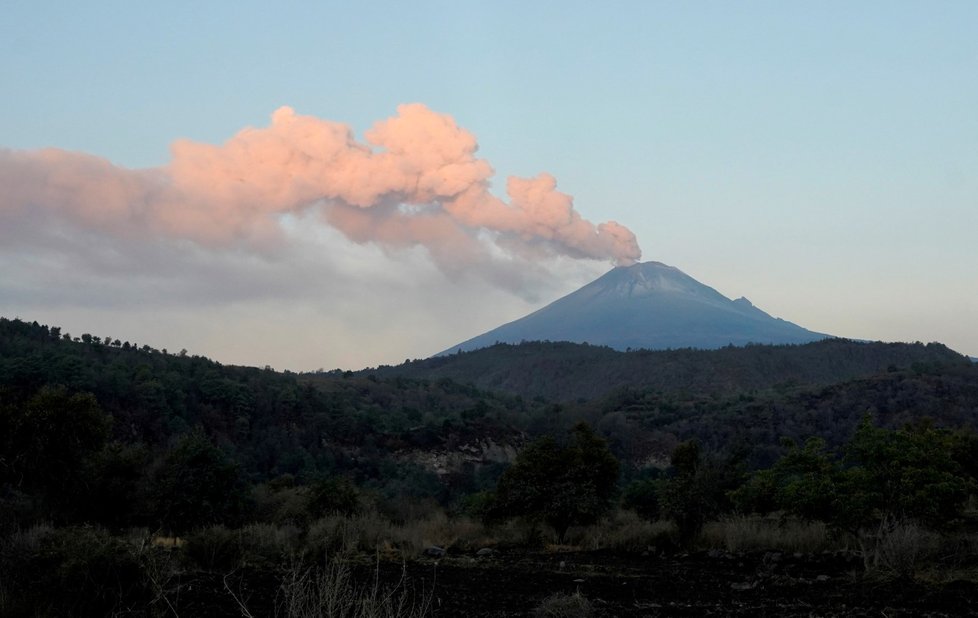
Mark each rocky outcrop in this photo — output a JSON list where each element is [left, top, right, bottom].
[[404, 437, 521, 477]]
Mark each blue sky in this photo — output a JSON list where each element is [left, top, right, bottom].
[[1, 1, 975, 368]]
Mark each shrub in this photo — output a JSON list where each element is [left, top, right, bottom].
[[533, 591, 594, 618], [0, 489, 36, 536], [622, 479, 661, 521], [276, 556, 433, 618], [565, 510, 675, 552], [308, 476, 360, 518], [700, 515, 830, 553], [252, 482, 311, 526], [659, 440, 740, 547], [740, 417, 972, 570], [488, 423, 619, 543], [873, 520, 939, 580], [237, 522, 302, 566], [146, 429, 249, 534], [0, 525, 150, 616], [184, 524, 242, 570], [305, 510, 490, 560], [306, 512, 396, 559]]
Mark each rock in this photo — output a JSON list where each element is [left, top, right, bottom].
[[423, 545, 446, 558], [731, 581, 757, 591], [476, 547, 496, 557], [816, 574, 830, 582]]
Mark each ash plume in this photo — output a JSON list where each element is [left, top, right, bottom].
[[0, 105, 641, 278]]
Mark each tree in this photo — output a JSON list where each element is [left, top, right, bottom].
[[735, 415, 973, 571], [80, 442, 152, 528], [147, 429, 248, 533], [307, 476, 360, 518], [0, 386, 111, 515], [658, 440, 741, 546], [845, 417, 970, 529], [487, 423, 619, 543], [622, 474, 663, 521]]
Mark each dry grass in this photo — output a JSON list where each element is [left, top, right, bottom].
[[238, 522, 302, 563], [0, 522, 58, 609], [307, 512, 400, 557], [871, 521, 940, 579], [150, 535, 185, 549], [410, 512, 487, 552], [533, 591, 594, 618], [2, 523, 56, 553], [274, 556, 433, 618], [564, 511, 675, 552], [933, 531, 978, 571], [306, 511, 494, 559], [700, 515, 831, 553]]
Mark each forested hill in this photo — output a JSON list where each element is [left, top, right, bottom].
[[2, 315, 978, 500], [364, 339, 970, 401], [578, 360, 978, 469], [0, 316, 534, 493]]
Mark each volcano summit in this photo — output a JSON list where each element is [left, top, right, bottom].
[[442, 261, 831, 354]]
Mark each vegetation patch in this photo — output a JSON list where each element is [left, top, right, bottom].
[[3, 316, 978, 614]]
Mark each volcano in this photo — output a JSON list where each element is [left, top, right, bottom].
[[441, 261, 830, 354]]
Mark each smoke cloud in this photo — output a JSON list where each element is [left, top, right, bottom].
[[0, 104, 641, 277]]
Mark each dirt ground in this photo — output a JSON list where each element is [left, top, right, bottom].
[[398, 549, 978, 617], [174, 549, 978, 617]]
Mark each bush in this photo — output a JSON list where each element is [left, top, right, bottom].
[[0, 488, 35, 536], [739, 417, 973, 570], [184, 524, 242, 570], [659, 440, 741, 547], [306, 512, 396, 559], [305, 510, 490, 560], [564, 510, 675, 552], [238, 522, 302, 566], [533, 591, 594, 618], [276, 556, 433, 618], [622, 479, 661, 521], [147, 429, 249, 534], [308, 476, 360, 518], [488, 423, 619, 543], [873, 520, 940, 580], [700, 515, 830, 553], [252, 483, 311, 526], [0, 525, 150, 616]]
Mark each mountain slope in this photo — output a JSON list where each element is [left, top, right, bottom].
[[441, 261, 830, 354]]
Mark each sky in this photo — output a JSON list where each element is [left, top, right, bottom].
[[1, 1, 976, 370]]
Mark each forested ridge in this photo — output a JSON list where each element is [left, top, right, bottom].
[[3, 315, 977, 497], [367, 338, 969, 401], [0, 317, 539, 518], [578, 360, 978, 469]]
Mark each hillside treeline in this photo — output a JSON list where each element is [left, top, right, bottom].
[[4, 317, 978, 502], [367, 339, 969, 401], [0, 317, 538, 527]]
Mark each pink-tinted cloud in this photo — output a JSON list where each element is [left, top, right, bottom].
[[0, 104, 641, 274]]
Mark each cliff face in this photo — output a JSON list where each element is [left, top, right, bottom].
[[404, 437, 521, 478]]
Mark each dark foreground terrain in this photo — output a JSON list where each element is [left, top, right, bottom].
[[177, 549, 977, 617]]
